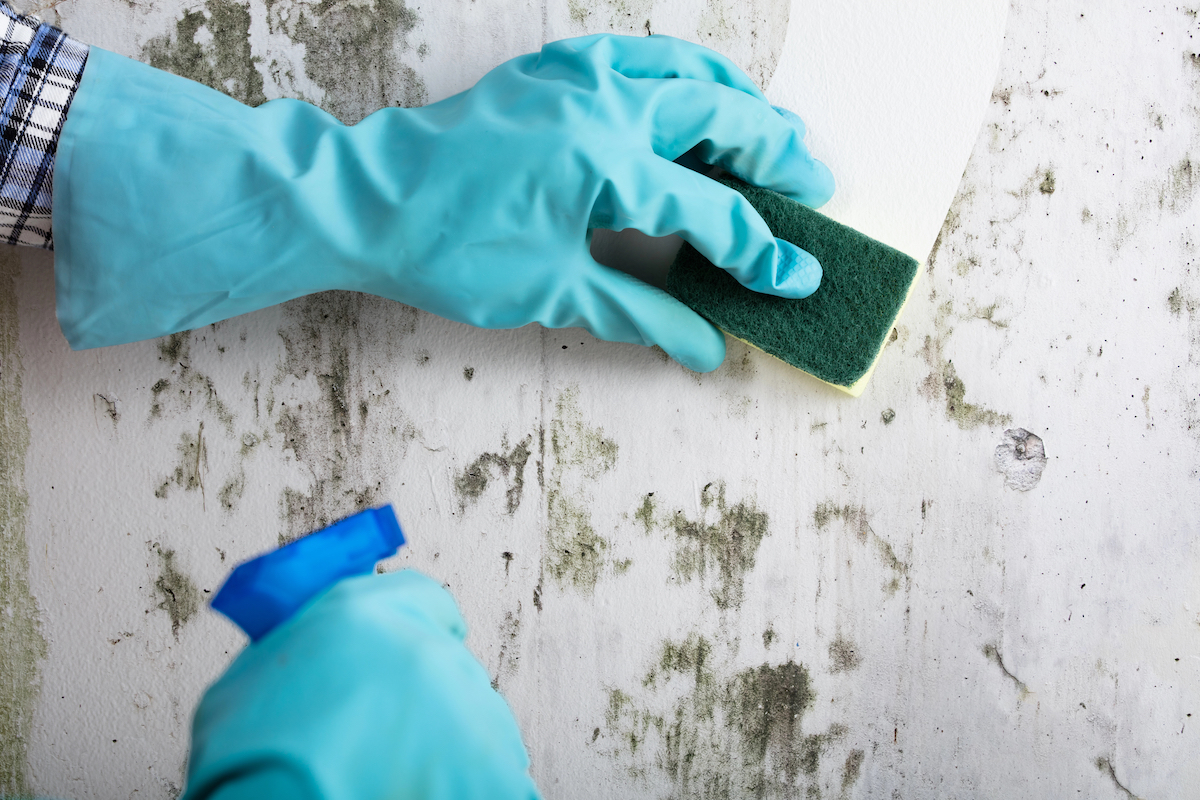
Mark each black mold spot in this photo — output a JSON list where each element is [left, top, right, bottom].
[[152, 545, 200, 639], [463, 367, 475, 381], [143, 0, 267, 107], [454, 435, 533, 514], [880, 408, 895, 425], [633, 492, 655, 534], [669, 482, 769, 611], [942, 361, 1011, 430], [1095, 756, 1141, 800], [94, 393, 120, 427], [994, 428, 1047, 491], [841, 749, 865, 791], [218, 470, 246, 512], [157, 424, 208, 506]]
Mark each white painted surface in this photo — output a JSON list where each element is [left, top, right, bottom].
[[2, 1, 1198, 799]]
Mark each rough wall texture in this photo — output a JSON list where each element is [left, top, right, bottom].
[[1, 1, 1198, 798]]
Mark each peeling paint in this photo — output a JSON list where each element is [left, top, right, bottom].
[[152, 545, 201, 640], [0, 249, 45, 798], [143, 0, 267, 106]]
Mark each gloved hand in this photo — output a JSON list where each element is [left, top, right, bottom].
[[182, 570, 539, 800], [54, 34, 834, 372]]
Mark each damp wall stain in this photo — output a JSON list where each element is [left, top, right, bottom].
[[544, 387, 617, 593], [919, 301, 1012, 430], [605, 633, 846, 799], [152, 546, 201, 640], [142, 0, 267, 106], [155, 424, 209, 504], [827, 636, 861, 674], [0, 249, 46, 798], [667, 482, 769, 611]]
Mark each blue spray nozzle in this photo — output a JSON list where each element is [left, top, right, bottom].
[[211, 505, 405, 641]]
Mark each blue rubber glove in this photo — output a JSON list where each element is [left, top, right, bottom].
[[54, 35, 834, 372], [182, 570, 539, 800]]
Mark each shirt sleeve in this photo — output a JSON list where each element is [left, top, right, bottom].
[[0, 1, 88, 249]]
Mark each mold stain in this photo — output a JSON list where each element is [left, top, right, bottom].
[[1094, 756, 1142, 800], [289, 0, 427, 124], [827, 636, 861, 674], [454, 435, 533, 514], [982, 643, 1030, 699], [917, 301, 1012, 430], [1160, 158, 1197, 214], [606, 634, 847, 799], [813, 502, 909, 595], [142, 0, 267, 106], [667, 482, 769, 611], [218, 469, 246, 512], [1038, 169, 1056, 195], [147, 332, 235, 434], [544, 387, 617, 594], [840, 749, 864, 795], [0, 249, 46, 798], [152, 545, 201, 640], [93, 393, 120, 428], [634, 492, 656, 535], [273, 292, 416, 543], [490, 603, 522, 691], [155, 424, 208, 506]]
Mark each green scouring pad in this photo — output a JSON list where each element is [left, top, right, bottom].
[[667, 177, 921, 397]]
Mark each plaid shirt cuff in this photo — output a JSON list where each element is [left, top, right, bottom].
[[0, 2, 88, 249]]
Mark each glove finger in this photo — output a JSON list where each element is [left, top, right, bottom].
[[537, 33, 767, 99], [594, 158, 822, 299], [562, 259, 727, 372], [641, 78, 835, 209]]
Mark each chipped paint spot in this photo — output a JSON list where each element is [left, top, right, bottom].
[[0, 249, 45, 797], [668, 482, 769, 610], [455, 435, 533, 514], [994, 428, 1047, 491], [152, 545, 201, 639], [143, 0, 267, 106]]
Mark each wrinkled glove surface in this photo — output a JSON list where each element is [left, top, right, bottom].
[[182, 570, 540, 800], [55, 35, 834, 371]]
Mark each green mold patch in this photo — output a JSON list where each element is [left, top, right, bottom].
[[605, 633, 849, 798], [667, 482, 769, 611], [153, 545, 201, 639], [545, 490, 608, 593], [0, 250, 46, 798], [291, 0, 426, 124], [143, 0, 267, 107], [542, 387, 618, 594], [156, 424, 208, 504], [455, 435, 533, 514]]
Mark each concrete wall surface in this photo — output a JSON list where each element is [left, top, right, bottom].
[[1, 0, 1198, 798]]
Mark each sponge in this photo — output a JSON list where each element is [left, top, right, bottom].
[[666, 177, 920, 397]]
